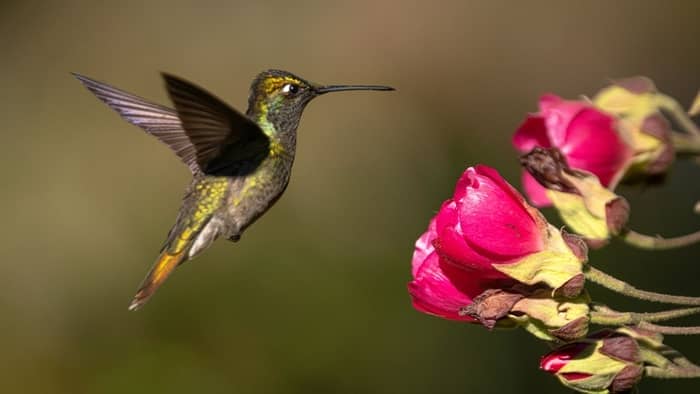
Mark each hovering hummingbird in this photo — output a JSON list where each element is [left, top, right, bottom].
[[73, 70, 393, 310]]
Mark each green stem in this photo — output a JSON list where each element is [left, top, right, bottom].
[[589, 305, 700, 325], [584, 266, 700, 305], [637, 321, 700, 335], [646, 365, 700, 379], [672, 132, 700, 155], [639, 347, 673, 368], [658, 345, 698, 368], [617, 227, 700, 250], [641, 347, 700, 377], [658, 94, 700, 136]]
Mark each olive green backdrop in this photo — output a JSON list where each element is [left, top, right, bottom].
[[1, 1, 699, 393]]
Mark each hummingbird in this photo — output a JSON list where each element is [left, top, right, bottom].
[[73, 70, 393, 310]]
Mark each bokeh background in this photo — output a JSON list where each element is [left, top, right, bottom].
[[2, 1, 699, 393]]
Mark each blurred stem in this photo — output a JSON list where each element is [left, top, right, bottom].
[[589, 304, 700, 325], [658, 94, 700, 136], [641, 348, 700, 378], [584, 266, 700, 305], [672, 132, 700, 155], [646, 365, 700, 379], [617, 227, 700, 250], [689, 90, 700, 117], [637, 321, 700, 335]]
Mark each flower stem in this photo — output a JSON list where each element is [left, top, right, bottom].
[[584, 266, 700, 305], [641, 347, 700, 377], [672, 132, 700, 155], [658, 94, 700, 136], [617, 227, 700, 250], [646, 365, 700, 379], [659, 345, 698, 368], [589, 304, 700, 325], [637, 321, 700, 335], [689, 90, 700, 117]]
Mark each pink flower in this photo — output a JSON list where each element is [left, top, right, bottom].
[[433, 165, 548, 277], [408, 165, 576, 323], [513, 94, 634, 206]]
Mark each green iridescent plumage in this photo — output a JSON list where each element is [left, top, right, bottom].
[[74, 69, 393, 310]]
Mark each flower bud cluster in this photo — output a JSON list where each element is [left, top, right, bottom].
[[513, 77, 698, 246], [409, 76, 700, 394]]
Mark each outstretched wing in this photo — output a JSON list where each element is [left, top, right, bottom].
[[73, 73, 201, 174], [161, 73, 271, 175]]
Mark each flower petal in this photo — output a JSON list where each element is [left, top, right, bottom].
[[412, 218, 438, 276], [539, 95, 588, 147], [540, 342, 591, 373], [433, 200, 494, 271], [513, 115, 550, 152], [408, 252, 483, 322], [456, 166, 544, 260], [522, 170, 552, 207], [563, 109, 632, 186]]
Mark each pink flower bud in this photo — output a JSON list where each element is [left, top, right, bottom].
[[541, 329, 646, 393], [513, 94, 634, 206]]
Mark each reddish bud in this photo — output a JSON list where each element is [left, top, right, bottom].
[[612, 76, 656, 94], [561, 231, 589, 263], [610, 365, 643, 393], [605, 197, 630, 236], [461, 289, 524, 329], [639, 113, 674, 175]]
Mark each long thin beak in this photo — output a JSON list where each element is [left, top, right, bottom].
[[315, 84, 395, 94]]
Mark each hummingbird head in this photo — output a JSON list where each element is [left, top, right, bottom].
[[247, 69, 393, 135]]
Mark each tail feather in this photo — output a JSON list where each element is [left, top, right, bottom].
[[128, 249, 188, 311]]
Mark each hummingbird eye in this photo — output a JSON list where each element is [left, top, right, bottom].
[[281, 83, 300, 95]]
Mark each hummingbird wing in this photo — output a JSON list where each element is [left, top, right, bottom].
[[161, 73, 271, 175], [72, 73, 201, 174]]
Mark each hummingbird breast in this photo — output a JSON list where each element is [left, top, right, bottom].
[[223, 154, 294, 239]]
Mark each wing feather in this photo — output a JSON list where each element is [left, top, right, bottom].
[[161, 73, 270, 175], [73, 73, 201, 174]]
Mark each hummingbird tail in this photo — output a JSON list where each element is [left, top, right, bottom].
[[128, 249, 187, 311]]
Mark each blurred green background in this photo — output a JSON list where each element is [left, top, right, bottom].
[[2, 1, 699, 393]]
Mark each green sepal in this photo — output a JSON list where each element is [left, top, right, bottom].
[[545, 172, 620, 241], [593, 78, 657, 119], [507, 314, 557, 341], [492, 224, 584, 292], [508, 290, 591, 341]]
